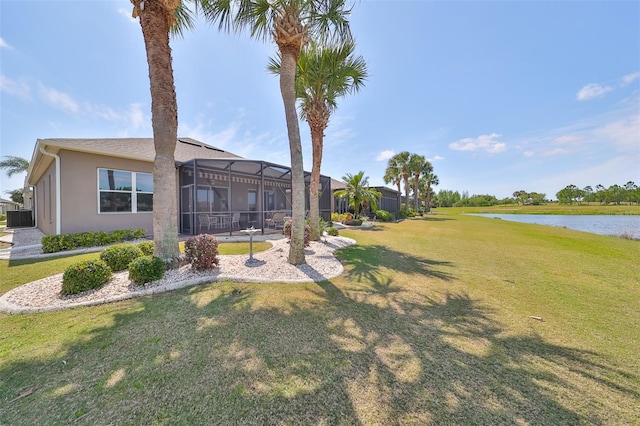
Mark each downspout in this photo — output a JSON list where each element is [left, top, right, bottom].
[[39, 144, 61, 235]]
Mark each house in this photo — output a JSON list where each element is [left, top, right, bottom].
[[332, 178, 401, 215], [0, 198, 21, 216], [25, 138, 332, 236]]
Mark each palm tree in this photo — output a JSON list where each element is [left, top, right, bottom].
[[384, 151, 411, 212], [199, 0, 352, 265], [268, 40, 367, 240], [0, 156, 29, 178], [419, 172, 438, 212], [130, 0, 195, 266], [334, 171, 381, 219], [408, 154, 429, 211]]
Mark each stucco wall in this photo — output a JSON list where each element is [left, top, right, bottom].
[[58, 150, 155, 235], [35, 162, 57, 235]]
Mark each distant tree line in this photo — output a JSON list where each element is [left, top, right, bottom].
[[556, 182, 639, 205], [433, 190, 546, 208]]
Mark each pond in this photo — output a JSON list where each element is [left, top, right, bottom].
[[469, 214, 640, 239]]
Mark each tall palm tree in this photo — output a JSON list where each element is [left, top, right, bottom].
[[130, 0, 195, 266], [385, 151, 411, 212], [0, 156, 29, 178], [199, 0, 352, 264], [268, 40, 367, 240], [408, 153, 428, 211], [419, 172, 439, 212], [334, 171, 381, 219]]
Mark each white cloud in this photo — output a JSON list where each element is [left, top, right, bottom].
[[376, 150, 395, 161], [38, 84, 79, 113], [542, 148, 570, 156], [576, 83, 613, 101], [117, 7, 137, 23], [0, 37, 12, 49], [431, 155, 445, 161], [621, 71, 640, 86], [554, 135, 582, 144], [523, 151, 535, 157], [449, 133, 506, 154], [0, 74, 31, 100]]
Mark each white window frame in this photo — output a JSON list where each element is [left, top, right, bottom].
[[97, 168, 153, 214]]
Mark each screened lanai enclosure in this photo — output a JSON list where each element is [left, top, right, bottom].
[[179, 159, 332, 236]]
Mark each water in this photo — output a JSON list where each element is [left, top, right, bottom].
[[469, 214, 640, 239]]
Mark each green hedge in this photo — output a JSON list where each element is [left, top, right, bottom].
[[129, 256, 165, 285], [61, 259, 112, 296], [41, 228, 146, 253], [100, 244, 144, 272]]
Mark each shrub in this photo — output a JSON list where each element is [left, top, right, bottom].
[[394, 210, 407, 220], [326, 227, 339, 236], [137, 241, 154, 256], [375, 210, 392, 222], [100, 244, 144, 272], [331, 212, 350, 223], [61, 259, 112, 296], [129, 256, 165, 285], [0, 213, 6, 221], [343, 219, 363, 226], [283, 220, 311, 247], [41, 228, 147, 253], [184, 234, 219, 271]]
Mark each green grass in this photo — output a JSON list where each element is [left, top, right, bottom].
[[1, 215, 638, 424]]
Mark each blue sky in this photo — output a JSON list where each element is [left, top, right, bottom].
[[1, 0, 638, 200]]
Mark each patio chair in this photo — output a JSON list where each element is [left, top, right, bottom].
[[231, 212, 240, 229], [198, 214, 213, 232], [266, 211, 286, 229]]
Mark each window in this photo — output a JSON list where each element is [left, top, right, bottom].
[[98, 169, 153, 213]]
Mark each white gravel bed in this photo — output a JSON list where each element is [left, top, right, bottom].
[[0, 236, 355, 314]]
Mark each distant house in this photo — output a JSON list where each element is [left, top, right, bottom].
[[0, 198, 21, 216], [332, 178, 400, 215], [25, 138, 332, 236]]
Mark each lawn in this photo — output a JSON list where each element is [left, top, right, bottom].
[[1, 215, 638, 424]]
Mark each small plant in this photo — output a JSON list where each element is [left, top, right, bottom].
[[283, 220, 311, 247], [184, 234, 219, 271], [61, 259, 112, 296], [375, 210, 392, 222], [100, 244, 144, 272], [137, 241, 154, 256], [129, 256, 165, 285], [326, 226, 339, 236], [331, 212, 350, 223]]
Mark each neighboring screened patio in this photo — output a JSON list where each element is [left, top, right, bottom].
[[178, 159, 332, 236]]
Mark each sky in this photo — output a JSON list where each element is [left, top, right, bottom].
[[1, 0, 639, 200]]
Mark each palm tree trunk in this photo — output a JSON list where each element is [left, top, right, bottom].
[[413, 174, 420, 211], [309, 126, 323, 241], [280, 47, 305, 265], [139, 0, 180, 265], [425, 182, 432, 212]]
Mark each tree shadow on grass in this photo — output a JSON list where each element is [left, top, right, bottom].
[[2, 278, 638, 424], [339, 244, 455, 283]]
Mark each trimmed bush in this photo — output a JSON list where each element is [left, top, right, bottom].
[[41, 228, 147, 253], [61, 259, 112, 296], [129, 256, 165, 285], [326, 227, 339, 236], [375, 210, 392, 222], [100, 244, 144, 272], [283, 220, 311, 247], [137, 241, 154, 256], [184, 234, 219, 271]]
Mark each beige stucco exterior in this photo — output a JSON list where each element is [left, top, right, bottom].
[[35, 161, 57, 235], [58, 150, 156, 234]]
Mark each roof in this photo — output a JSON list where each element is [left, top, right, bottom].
[[0, 198, 20, 205], [27, 137, 242, 185]]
